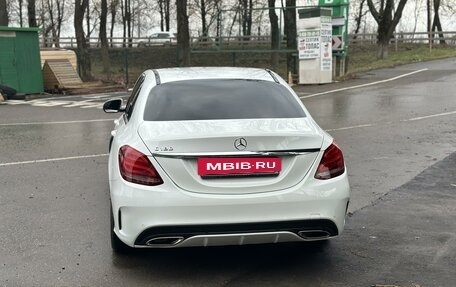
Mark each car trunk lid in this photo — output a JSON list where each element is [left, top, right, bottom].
[[138, 118, 323, 194]]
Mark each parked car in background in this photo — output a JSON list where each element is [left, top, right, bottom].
[[138, 32, 176, 47]]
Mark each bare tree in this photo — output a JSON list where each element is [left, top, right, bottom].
[[283, 0, 297, 74], [100, 0, 111, 79], [268, 0, 279, 69], [0, 0, 8, 26], [18, 0, 24, 26], [411, 0, 423, 38], [27, 0, 37, 27], [176, 0, 190, 66], [190, 0, 221, 38], [239, 0, 253, 37], [367, 0, 409, 59], [109, 0, 119, 47], [427, 0, 432, 44], [120, 0, 132, 46], [75, 0, 92, 80], [86, 0, 90, 37], [432, 0, 445, 44], [215, 1, 221, 38], [44, 0, 66, 47], [164, 0, 170, 31], [352, 0, 368, 39], [38, 1, 55, 46], [201, 0, 208, 36], [158, 0, 171, 31]]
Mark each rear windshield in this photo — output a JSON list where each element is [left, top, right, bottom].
[[143, 79, 306, 121]]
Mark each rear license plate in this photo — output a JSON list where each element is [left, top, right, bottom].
[[198, 157, 282, 177]]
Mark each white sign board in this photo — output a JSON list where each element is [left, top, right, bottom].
[[320, 16, 332, 71], [298, 30, 320, 59], [302, 0, 318, 5]]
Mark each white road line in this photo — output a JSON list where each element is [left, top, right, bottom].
[[38, 91, 128, 101], [0, 154, 109, 167], [402, 110, 456, 121], [0, 119, 115, 127], [325, 124, 374, 132], [325, 110, 456, 132], [299, 68, 429, 99]]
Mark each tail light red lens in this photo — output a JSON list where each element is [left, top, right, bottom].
[[118, 145, 163, 186], [314, 142, 345, 180]]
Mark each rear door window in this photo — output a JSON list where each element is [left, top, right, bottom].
[[125, 74, 145, 120]]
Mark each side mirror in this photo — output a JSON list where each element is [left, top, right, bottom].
[[103, 98, 125, 113]]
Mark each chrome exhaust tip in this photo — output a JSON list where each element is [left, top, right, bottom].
[[298, 230, 331, 240], [145, 236, 184, 246]]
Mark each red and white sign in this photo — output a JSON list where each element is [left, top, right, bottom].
[[332, 35, 343, 51], [198, 157, 281, 177]]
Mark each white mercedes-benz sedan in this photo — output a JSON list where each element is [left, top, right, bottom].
[[103, 67, 350, 253]]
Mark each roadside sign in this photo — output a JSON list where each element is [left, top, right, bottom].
[[332, 35, 343, 50], [319, 0, 349, 55]]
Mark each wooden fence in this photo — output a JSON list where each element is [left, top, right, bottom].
[[350, 31, 456, 45], [39, 31, 456, 49]]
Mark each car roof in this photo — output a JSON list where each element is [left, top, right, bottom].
[[144, 67, 277, 84]]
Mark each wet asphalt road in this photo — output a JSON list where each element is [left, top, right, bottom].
[[1, 58, 455, 286]]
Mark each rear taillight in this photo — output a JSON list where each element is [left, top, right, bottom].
[[118, 145, 163, 186], [314, 142, 345, 180]]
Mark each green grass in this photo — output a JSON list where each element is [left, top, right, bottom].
[[347, 44, 456, 75]]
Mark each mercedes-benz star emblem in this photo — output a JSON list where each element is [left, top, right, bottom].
[[234, 138, 247, 151]]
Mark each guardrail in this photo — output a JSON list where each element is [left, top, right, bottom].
[[39, 35, 286, 49], [39, 31, 456, 49], [350, 31, 456, 45]]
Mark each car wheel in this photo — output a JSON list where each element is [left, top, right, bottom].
[[110, 205, 131, 254], [0, 84, 17, 98]]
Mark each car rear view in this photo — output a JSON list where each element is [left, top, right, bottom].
[[105, 67, 350, 252]]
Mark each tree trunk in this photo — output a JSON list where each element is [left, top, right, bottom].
[[19, 0, 24, 27], [284, 0, 297, 75], [176, 0, 190, 66], [432, 0, 445, 44], [126, 0, 132, 47], [75, 0, 92, 81], [247, 0, 253, 36], [367, 0, 408, 59], [46, 0, 58, 47], [240, 0, 251, 38], [216, 2, 221, 38], [0, 0, 8, 26], [110, 0, 118, 47], [159, 0, 164, 31], [353, 0, 366, 39], [268, 0, 279, 69], [100, 0, 111, 80], [86, 1, 90, 38], [426, 0, 431, 45], [165, 0, 170, 31], [56, 0, 64, 47], [121, 0, 126, 47], [201, 0, 207, 37], [27, 0, 37, 27]]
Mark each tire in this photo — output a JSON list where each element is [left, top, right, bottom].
[[110, 205, 131, 254], [0, 84, 16, 97], [8, 94, 25, 100]]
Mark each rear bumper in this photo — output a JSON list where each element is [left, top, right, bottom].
[[134, 219, 339, 247], [110, 173, 350, 248]]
